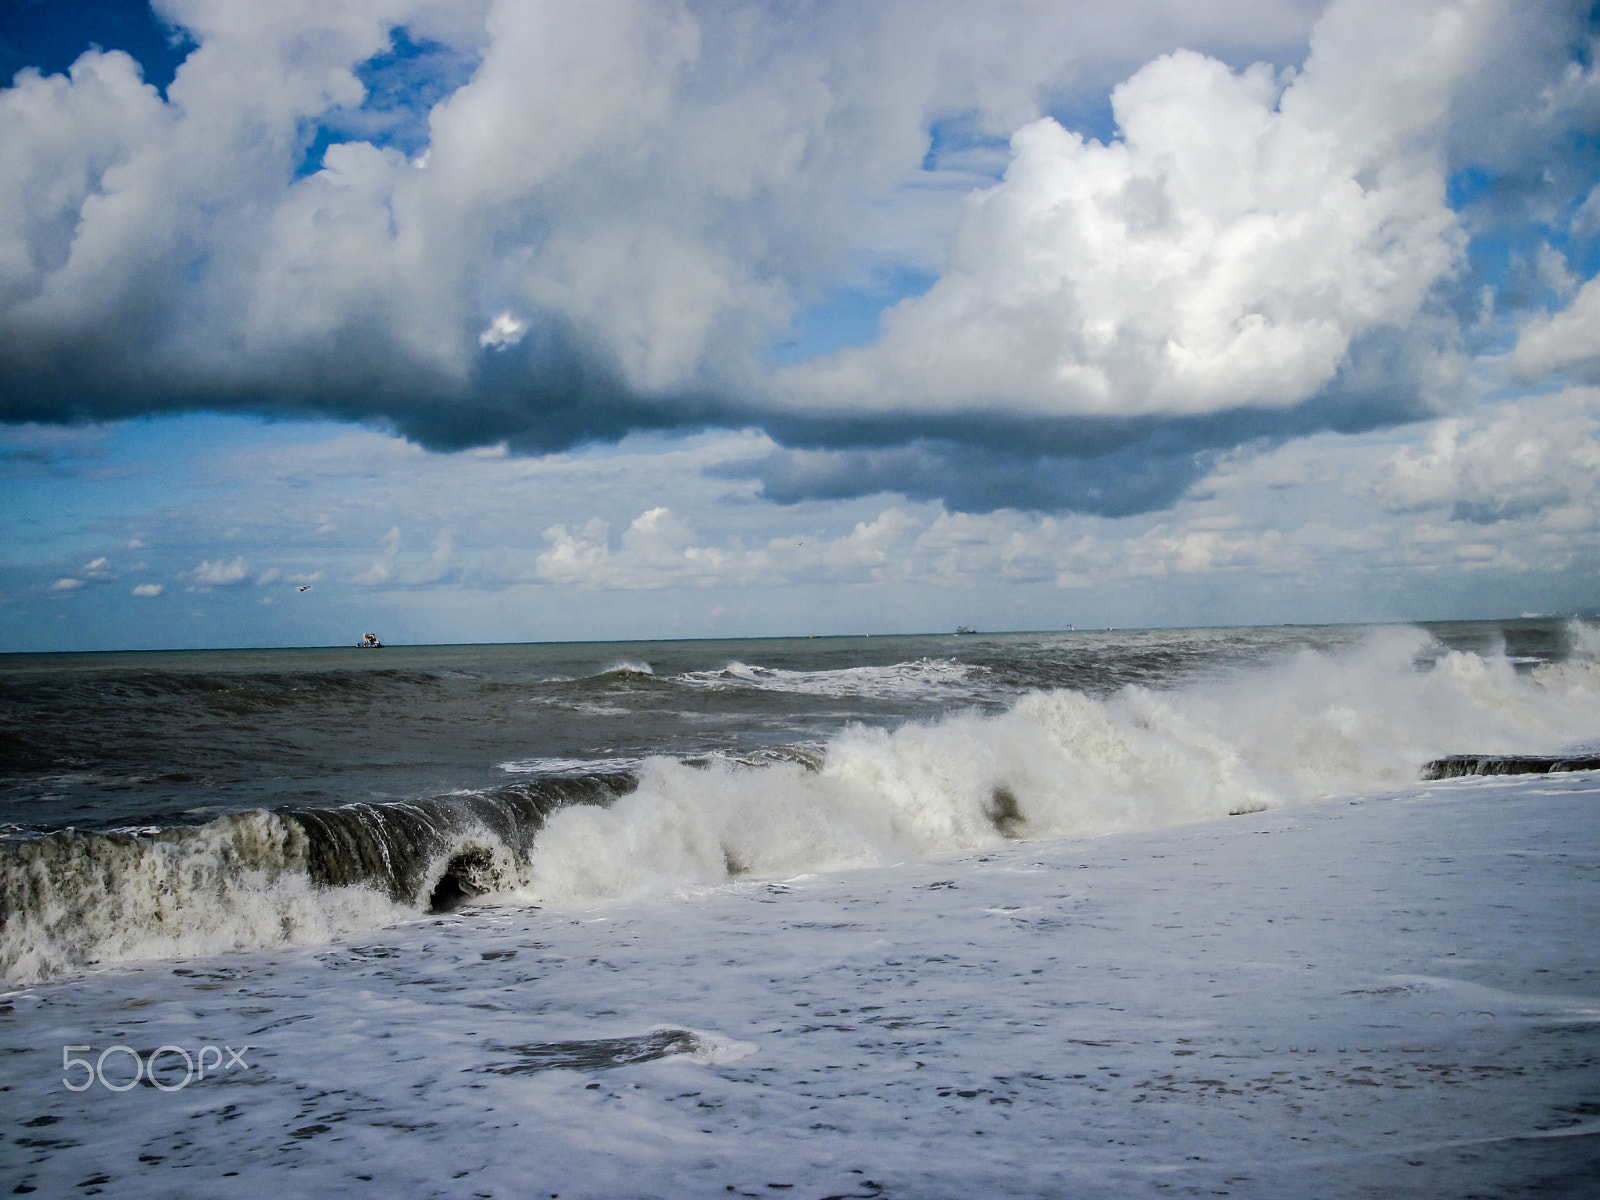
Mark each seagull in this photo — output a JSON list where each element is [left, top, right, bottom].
[[296, 585, 312, 592]]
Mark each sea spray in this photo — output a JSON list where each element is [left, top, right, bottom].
[[521, 626, 1600, 908]]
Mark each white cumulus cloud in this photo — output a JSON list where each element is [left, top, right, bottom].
[[1512, 275, 1600, 384], [778, 0, 1486, 417], [192, 555, 250, 585], [478, 312, 528, 349], [1373, 388, 1600, 524]]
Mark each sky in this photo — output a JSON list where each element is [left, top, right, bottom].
[[1, 0, 1598, 652]]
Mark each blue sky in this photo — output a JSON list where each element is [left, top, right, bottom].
[[1, 0, 1598, 651]]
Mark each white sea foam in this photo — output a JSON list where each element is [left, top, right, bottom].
[[1563, 615, 1600, 660], [498, 755, 644, 775], [7, 768, 1594, 1198], [522, 626, 1600, 907], [677, 657, 980, 700], [521, 696, 634, 716], [662, 1025, 760, 1066]]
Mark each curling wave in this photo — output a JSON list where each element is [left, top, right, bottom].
[[0, 775, 631, 985]]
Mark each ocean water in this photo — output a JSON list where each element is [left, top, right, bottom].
[[0, 618, 1591, 981], [2, 619, 1599, 1197]]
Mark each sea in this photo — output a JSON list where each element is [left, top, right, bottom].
[[2, 618, 1598, 1197]]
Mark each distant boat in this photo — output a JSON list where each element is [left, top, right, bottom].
[[955, 626, 977, 635], [358, 632, 384, 648]]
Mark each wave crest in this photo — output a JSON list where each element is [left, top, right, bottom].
[[676, 657, 979, 700]]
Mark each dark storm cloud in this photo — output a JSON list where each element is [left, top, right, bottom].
[[730, 439, 1211, 516], [715, 321, 1451, 514], [0, 298, 1450, 518]]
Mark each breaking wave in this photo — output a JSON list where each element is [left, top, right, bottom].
[[522, 625, 1600, 904], [675, 657, 982, 700], [4, 624, 1597, 985], [594, 661, 655, 678], [0, 775, 631, 985]]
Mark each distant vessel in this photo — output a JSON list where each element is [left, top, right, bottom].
[[955, 626, 977, 635], [358, 632, 383, 648]]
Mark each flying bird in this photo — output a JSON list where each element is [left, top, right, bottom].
[[296, 585, 312, 592]]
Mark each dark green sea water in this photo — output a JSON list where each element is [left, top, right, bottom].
[[0, 619, 1571, 836]]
